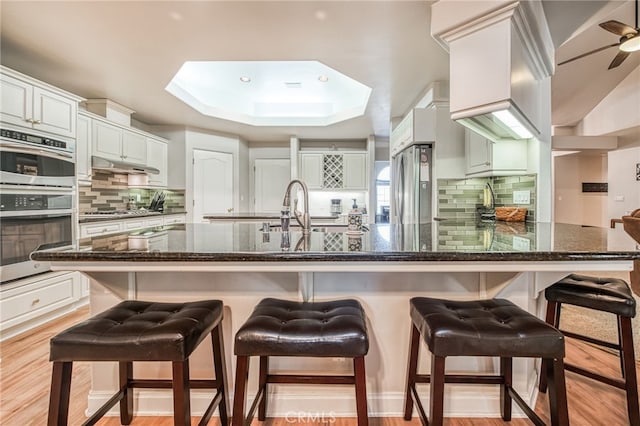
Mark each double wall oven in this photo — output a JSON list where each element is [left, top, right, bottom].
[[1, 128, 75, 283]]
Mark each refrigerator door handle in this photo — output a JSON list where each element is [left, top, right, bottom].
[[398, 154, 405, 224]]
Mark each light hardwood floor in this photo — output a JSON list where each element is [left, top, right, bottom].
[[1, 306, 638, 425]]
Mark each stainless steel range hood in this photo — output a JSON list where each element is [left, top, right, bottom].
[[92, 156, 159, 175]]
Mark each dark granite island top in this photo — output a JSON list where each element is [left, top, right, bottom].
[[31, 221, 640, 272]]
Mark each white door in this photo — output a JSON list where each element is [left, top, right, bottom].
[[193, 149, 233, 222], [254, 159, 290, 213]]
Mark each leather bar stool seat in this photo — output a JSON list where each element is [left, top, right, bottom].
[[47, 300, 230, 426], [540, 273, 639, 425], [232, 297, 369, 426], [404, 297, 569, 426]]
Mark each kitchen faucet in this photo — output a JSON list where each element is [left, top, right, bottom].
[[281, 179, 311, 236]]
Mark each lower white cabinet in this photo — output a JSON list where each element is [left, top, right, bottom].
[[163, 214, 186, 225], [0, 271, 87, 341], [80, 220, 123, 238], [79, 213, 186, 238]]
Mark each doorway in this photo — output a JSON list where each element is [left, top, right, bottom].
[[192, 149, 233, 222], [254, 158, 291, 213]]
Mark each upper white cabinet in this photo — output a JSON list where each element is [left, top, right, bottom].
[[146, 138, 168, 187], [76, 113, 92, 183], [465, 130, 527, 176], [92, 117, 147, 164], [390, 108, 435, 158], [0, 68, 81, 139], [298, 151, 368, 190]]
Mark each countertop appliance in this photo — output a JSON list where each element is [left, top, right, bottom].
[[392, 143, 432, 225], [1, 127, 75, 283]]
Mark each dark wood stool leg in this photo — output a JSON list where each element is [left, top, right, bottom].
[[354, 356, 369, 426], [546, 357, 569, 426], [232, 355, 249, 426], [539, 300, 559, 393], [172, 360, 191, 426], [119, 361, 133, 425], [47, 361, 73, 426], [211, 325, 230, 425], [619, 316, 640, 426], [500, 357, 512, 421], [404, 323, 420, 420], [258, 356, 269, 421], [429, 354, 446, 426]]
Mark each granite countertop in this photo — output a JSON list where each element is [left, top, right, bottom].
[[31, 220, 640, 263], [79, 210, 187, 223]]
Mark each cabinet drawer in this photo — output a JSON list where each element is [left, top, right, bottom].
[[80, 222, 122, 238], [1, 274, 75, 325], [123, 220, 145, 230], [144, 217, 163, 227], [163, 215, 186, 225]]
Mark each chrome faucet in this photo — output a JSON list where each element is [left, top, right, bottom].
[[281, 179, 311, 236]]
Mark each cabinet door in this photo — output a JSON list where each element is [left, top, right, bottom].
[[299, 153, 324, 189], [0, 74, 32, 128], [32, 87, 76, 138], [122, 130, 147, 164], [92, 120, 122, 161], [147, 138, 168, 187], [76, 115, 92, 182], [343, 153, 367, 190], [465, 130, 492, 175]]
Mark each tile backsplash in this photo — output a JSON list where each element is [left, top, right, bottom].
[[79, 170, 185, 212], [437, 175, 536, 222]]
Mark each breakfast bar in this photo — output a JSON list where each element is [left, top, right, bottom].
[[31, 221, 640, 419]]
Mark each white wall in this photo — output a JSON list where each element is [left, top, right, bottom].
[[608, 147, 640, 220], [554, 153, 608, 227]]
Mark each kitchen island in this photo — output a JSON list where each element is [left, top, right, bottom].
[[32, 221, 640, 419]]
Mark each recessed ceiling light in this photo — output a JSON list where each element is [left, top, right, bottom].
[[239, 76, 251, 83], [318, 75, 329, 82]]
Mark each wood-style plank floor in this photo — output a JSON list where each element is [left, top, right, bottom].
[[1, 306, 638, 425]]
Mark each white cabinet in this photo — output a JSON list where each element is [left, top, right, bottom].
[[163, 214, 186, 225], [298, 152, 368, 190], [76, 113, 92, 183], [465, 130, 527, 176], [80, 220, 123, 238], [91, 118, 147, 164], [144, 216, 164, 227], [146, 138, 168, 187], [80, 214, 185, 238], [0, 271, 85, 340], [0, 70, 79, 139], [390, 108, 435, 157]]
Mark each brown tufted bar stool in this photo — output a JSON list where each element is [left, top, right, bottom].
[[404, 297, 568, 426], [232, 297, 369, 426], [539, 273, 639, 425], [47, 300, 230, 426]]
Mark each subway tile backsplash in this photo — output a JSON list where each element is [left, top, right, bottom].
[[437, 175, 536, 222], [79, 170, 185, 213]]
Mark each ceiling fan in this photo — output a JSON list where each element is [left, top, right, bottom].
[[558, 0, 640, 69]]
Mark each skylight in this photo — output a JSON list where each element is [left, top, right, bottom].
[[165, 61, 372, 126]]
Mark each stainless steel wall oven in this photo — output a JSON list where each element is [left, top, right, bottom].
[[1, 128, 75, 283]]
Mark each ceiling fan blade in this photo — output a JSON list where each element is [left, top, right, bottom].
[[599, 20, 638, 36], [608, 50, 631, 69], [557, 43, 619, 66]]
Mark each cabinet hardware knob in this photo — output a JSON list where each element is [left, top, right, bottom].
[[32, 298, 40, 305], [25, 118, 34, 123], [33, 119, 41, 124]]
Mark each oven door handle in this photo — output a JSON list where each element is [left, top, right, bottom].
[[0, 210, 73, 218], [0, 140, 74, 160]]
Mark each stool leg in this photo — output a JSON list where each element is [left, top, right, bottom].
[[500, 357, 512, 421], [429, 354, 446, 426], [546, 357, 569, 426], [232, 355, 249, 426], [172, 360, 191, 426], [119, 362, 133, 425], [258, 356, 269, 421], [354, 356, 369, 426], [47, 361, 73, 426], [404, 323, 420, 420], [211, 325, 230, 425], [619, 316, 640, 425], [539, 300, 559, 393]]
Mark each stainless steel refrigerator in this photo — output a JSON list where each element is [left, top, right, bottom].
[[392, 144, 432, 225]]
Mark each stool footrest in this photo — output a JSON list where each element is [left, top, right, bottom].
[[82, 388, 125, 426], [565, 363, 626, 389], [268, 374, 355, 385], [129, 379, 219, 389], [415, 373, 505, 385], [561, 329, 621, 350], [506, 386, 545, 426]]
